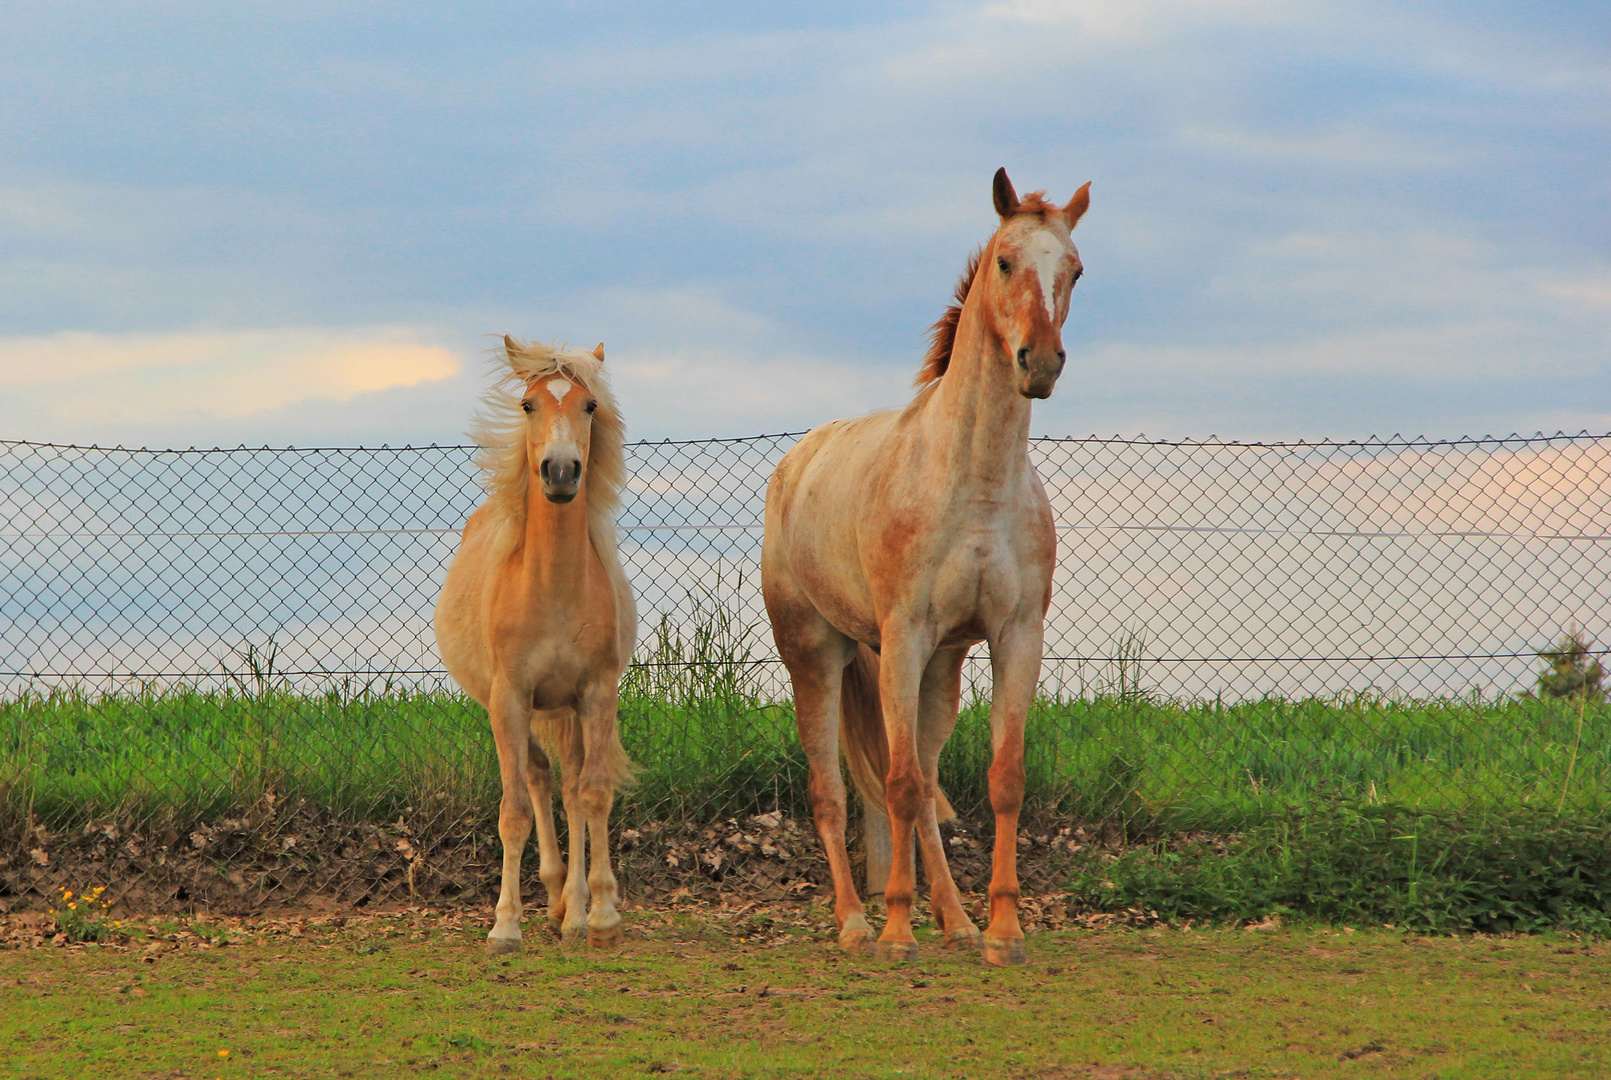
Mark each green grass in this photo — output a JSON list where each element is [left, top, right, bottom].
[[3, 681, 1608, 836], [1067, 798, 1611, 935], [5, 911, 1611, 1078]]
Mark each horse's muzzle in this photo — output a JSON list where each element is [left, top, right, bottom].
[[540, 456, 582, 502], [1016, 346, 1065, 399]]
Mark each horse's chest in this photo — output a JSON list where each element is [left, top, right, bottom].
[[510, 631, 613, 709], [527, 651, 586, 709], [932, 531, 1026, 612]]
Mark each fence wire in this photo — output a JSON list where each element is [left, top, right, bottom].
[[2, 432, 1609, 911]]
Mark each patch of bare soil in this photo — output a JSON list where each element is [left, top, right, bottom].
[[2, 798, 1164, 924]]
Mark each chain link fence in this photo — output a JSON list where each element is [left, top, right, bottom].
[[3, 432, 1609, 912]]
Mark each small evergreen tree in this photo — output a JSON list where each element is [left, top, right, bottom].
[[1531, 629, 1605, 701]]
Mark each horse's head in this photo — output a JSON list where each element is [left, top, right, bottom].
[[979, 168, 1090, 399], [513, 338, 607, 504]]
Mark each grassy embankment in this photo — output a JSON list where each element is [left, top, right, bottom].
[[5, 612, 1609, 932], [4, 680, 1607, 833]]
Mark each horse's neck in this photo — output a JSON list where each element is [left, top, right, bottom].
[[517, 486, 593, 597], [923, 311, 1034, 482]]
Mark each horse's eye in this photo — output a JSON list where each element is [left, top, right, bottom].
[[521, 401, 533, 413], [585, 400, 597, 414], [997, 256, 1010, 274]]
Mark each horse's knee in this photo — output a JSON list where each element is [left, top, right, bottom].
[[986, 754, 1026, 805], [806, 775, 847, 830], [498, 792, 535, 839], [885, 769, 923, 822], [577, 771, 615, 818]]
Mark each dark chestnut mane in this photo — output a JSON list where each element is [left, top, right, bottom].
[[917, 248, 979, 386], [916, 192, 1056, 387]]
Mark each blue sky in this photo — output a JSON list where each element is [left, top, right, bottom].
[[1, 0, 1607, 446]]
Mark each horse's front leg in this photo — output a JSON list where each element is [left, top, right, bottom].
[[982, 621, 1043, 967], [914, 647, 978, 951], [577, 681, 627, 948], [556, 715, 591, 947], [874, 629, 932, 962], [487, 678, 535, 955], [523, 719, 567, 934]]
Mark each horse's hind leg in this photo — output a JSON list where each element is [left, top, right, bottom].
[[770, 608, 866, 951], [487, 680, 535, 954], [524, 717, 566, 934]]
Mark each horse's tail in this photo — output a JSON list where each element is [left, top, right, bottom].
[[839, 643, 956, 823], [534, 710, 638, 790], [597, 724, 639, 791]]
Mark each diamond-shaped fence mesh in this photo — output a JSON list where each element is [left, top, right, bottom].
[[3, 432, 1609, 912]]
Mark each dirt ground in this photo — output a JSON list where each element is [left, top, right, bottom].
[[3, 807, 1130, 918]]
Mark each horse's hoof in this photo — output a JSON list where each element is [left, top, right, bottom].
[[982, 935, 1026, 967], [560, 926, 587, 948], [838, 926, 875, 956], [874, 939, 920, 963], [486, 935, 521, 956], [588, 925, 623, 949], [944, 925, 982, 951]]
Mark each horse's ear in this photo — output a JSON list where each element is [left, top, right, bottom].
[[592, 342, 605, 363], [503, 334, 520, 365], [1063, 182, 1091, 230], [992, 167, 1020, 220]]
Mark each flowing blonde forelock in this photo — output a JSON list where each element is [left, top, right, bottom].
[[470, 338, 627, 558]]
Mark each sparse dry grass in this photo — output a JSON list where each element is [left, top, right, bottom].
[[4, 906, 1610, 1079]]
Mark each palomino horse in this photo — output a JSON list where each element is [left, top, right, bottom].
[[762, 169, 1089, 966], [435, 337, 636, 954]]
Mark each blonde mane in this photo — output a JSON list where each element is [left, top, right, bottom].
[[471, 337, 627, 561]]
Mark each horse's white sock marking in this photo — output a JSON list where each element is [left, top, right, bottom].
[[1026, 229, 1066, 320], [545, 377, 572, 403]]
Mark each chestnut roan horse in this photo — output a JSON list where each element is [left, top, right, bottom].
[[762, 169, 1089, 965], [435, 337, 635, 954]]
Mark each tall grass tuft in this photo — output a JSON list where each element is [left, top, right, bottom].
[[617, 584, 806, 825]]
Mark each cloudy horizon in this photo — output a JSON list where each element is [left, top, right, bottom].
[[3, 1, 1607, 449]]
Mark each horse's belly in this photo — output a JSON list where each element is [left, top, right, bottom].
[[807, 579, 883, 647]]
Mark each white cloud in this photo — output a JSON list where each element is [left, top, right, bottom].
[[507, 284, 914, 438], [615, 346, 908, 438], [1541, 275, 1611, 311], [0, 326, 461, 428], [982, 0, 1304, 37], [1181, 123, 1457, 169]]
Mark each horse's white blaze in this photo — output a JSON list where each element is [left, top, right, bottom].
[[545, 377, 572, 403], [1025, 229, 1066, 320]]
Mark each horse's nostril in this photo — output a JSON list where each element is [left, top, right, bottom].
[[539, 460, 551, 483], [1056, 350, 1066, 361], [1016, 347, 1029, 369], [569, 459, 581, 481]]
